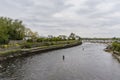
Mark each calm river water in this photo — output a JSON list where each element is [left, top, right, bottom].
[[0, 43, 120, 80]]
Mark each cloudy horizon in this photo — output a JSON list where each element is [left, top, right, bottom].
[[0, 0, 120, 38]]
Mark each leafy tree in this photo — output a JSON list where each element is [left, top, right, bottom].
[[0, 27, 9, 44], [9, 19, 25, 40], [0, 17, 26, 44], [112, 42, 120, 52], [76, 35, 81, 40], [68, 33, 76, 40]]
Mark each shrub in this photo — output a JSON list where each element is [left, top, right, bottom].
[[50, 42, 55, 45], [112, 42, 120, 52], [27, 39, 33, 42], [67, 42, 70, 44], [1, 45, 9, 48], [21, 43, 33, 48], [43, 42, 50, 46], [15, 44, 20, 47]]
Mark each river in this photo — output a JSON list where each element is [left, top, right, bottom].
[[0, 43, 120, 80]]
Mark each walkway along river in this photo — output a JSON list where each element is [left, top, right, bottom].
[[0, 43, 120, 80]]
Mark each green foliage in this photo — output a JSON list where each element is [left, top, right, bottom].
[[20, 42, 33, 48], [43, 42, 50, 46], [8, 20, 25, 40], [27, 39, 34, 42], [68, 33, 76, 40], [0, 34, 9, 44], [0, 17, 25, 44], [112, 42, 120, 52], [37, 37, 63, 42], [37, 38, 47, 42], [0, 17, 81, 48], [68, 33, 81, 40], [36, 33, 81, 43]]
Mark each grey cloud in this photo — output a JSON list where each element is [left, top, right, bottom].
[[77, 0, 103, 14], [0, 0, 120, 37]]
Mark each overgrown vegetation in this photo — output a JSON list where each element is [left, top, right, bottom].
[[112, 42, 120, 53], [0, 17, 25, 44], [0, 17, 82, 50], [0, 16, 82, 61], [0, 17, 40, 45]]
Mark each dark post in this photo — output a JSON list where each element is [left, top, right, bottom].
[[83, 48, 84, 50], [63, 55, 65, 60]]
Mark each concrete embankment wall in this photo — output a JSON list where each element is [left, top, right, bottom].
[[112, 53, 120, 62], [0, 41, 82, 62], [111, 51, 120, 62]]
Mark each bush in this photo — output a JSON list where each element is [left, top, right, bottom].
[[15, 44, 20, 47], [0, 35, 9, 44], [27, 39, 33, 42], [21, 43, 33, 48], [67, 42, 70, 44], [112, 42, 120, 52], [43, 42, 50, 46], [50, 42, 55, 45], [0, 45, 9, 48]]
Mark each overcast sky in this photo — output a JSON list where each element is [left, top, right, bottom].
[[0, 0, 120, 38]]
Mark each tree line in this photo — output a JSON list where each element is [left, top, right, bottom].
[[0, 17, 39, 44], [0, 17, 81, 45], [0, 17, 25, 44]]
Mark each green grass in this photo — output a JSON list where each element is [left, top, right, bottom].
[[111, 42, 120, 55], [0, 49, 21, 56], [0, 40, 81, 56]]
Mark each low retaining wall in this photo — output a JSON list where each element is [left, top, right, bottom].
[[112, 53, 120, 62], [105, 48, 120, 62]]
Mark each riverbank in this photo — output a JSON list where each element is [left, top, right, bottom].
[[105, 49, 120, 62], [0, 40, 82, 61], [105, 45, 120, 62]]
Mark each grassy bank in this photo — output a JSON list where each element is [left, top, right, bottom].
[[105, 42, 120, 55], [0, 40, 82, 61], [105, 42, 120, 62]]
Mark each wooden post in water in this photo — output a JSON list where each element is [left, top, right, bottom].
[[63, 55, 65, 60]]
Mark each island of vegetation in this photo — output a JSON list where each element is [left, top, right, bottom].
[[0, 17, 82, 61]]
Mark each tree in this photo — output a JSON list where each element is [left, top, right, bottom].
[[0, 26, 9, 44], [9, 19, 25, 40], [0, 17, 9, 44], [25, 28, 39, 42], [0, 17, 26, 44], [76, 35, 81, 40], [31, 32, 39, 42], [58, 35, 67, 40], [68, 33, 76, 40], [24, 28, 33, 39]]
